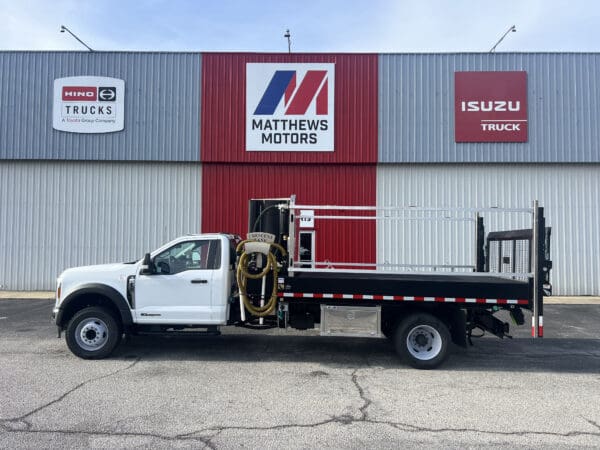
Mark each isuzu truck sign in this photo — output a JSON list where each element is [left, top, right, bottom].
[[53, 76, 125, 133], [454, 71, 527, 143], [246, 63, 335, 151]]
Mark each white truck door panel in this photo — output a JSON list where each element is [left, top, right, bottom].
[[134, 239, 223, 324]]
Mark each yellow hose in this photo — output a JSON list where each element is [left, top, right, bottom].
[[236, 240, 287, 317]]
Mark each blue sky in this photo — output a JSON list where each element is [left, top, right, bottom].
[[2, 0, 600, 52]]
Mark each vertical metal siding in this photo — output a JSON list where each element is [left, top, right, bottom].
[[0, 52, 201, 161], [379, 53, 600, 162], [376, 164, 600, 295], [201, 53, 378, 163], [202, 164, 376, 265], [0, 161, 202, 290]]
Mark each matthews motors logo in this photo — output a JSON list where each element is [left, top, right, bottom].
[[246, 63, 335, 151], [53, 76, 125, 134]]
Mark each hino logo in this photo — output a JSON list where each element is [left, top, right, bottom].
[[98, 87, 116, 102], [62, 86, 97, 101], [460, 100, 521, 112]]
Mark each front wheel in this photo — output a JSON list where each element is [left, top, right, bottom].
[[66, 307, 122, 359], [394, 313, 450, 369]]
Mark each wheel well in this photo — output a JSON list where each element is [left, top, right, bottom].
[[381, 305, 467, 347], [59, 294, 122, 329]]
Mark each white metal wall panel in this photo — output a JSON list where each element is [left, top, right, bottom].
[[0, 161, 201, 290], [379, 53, 600, 162], [377, 164, 600, 295]]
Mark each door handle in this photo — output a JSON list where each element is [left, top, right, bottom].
[[191, 279, 208, 284]]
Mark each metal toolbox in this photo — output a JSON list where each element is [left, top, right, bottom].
[[320, 305, 382, 338]]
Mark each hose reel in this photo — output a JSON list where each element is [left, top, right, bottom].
[[236, 239, 287, 317]]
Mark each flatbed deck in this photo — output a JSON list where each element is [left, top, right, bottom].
[[281, 270, 532, 305]]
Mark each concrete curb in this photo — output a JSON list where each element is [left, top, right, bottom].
[[1, 291, 599, 304], [544, 297, 600, 305], [0, 291, 55, 299]]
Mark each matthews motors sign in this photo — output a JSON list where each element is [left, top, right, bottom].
[[53, 76, 125, 133], [246, 63, 334, 151], [454, 71, 527, 143]]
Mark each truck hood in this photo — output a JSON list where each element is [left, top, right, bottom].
[[60, 262, 138, 280]]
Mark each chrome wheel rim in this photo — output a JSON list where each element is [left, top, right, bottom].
[[406, 324, 442, 361], [75, 318, 109, 351]]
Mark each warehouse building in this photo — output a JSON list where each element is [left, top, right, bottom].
[[0, 51, 598, 295]]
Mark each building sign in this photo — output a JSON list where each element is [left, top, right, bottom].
[[454, 71, 527, 143], [246, 63, 334, 151], [53, 76, 125, 133], [299, 210, 315, 228]]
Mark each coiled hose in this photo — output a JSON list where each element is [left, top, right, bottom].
[[236, 240, 287, 317]]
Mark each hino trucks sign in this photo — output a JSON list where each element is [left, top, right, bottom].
[[454, 71, 527, 143], [246, 63, 335, 151], [53, 76, 125, 133]]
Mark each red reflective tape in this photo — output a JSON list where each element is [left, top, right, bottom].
[[393, 296, 404, 301], [496, 298, 507, 304], [415, 296, 425, 302], [313, 293, 323, 299], [518, 299, 529, 305], [455, 297, 466, 303], [435, 297, 445, 302], [293, 292, 304, 298], [476, 298, 486, 304], [353, 294, 362, 299], [539, 326, 544, 337], [277, 292, 284, 297], [333, 293, 343, 299], [373, 295, 384, 300]]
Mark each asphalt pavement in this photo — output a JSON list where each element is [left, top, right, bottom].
[[0, 298, 599, 449]]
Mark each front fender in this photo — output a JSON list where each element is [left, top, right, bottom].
[[56, 283, 133, 328]]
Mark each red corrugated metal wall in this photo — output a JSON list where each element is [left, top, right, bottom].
[[202, 164, 376, 265], [201, 53, 378, 163], [201, 53, 378, 265]]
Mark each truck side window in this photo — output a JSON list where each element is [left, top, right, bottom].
[[153, 240, 221, 275]]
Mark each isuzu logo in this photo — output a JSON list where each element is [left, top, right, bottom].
[[246, 63, 335, 151], [460, 101, 521, 112], [454, 71, 528, 143]]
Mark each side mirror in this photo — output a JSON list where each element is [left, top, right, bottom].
[[140, 253, 155, 275]]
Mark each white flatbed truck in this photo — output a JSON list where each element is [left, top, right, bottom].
[[53, 196, 550, 369]]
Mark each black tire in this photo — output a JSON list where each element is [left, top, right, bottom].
[[393, 313, 451, 370], [65, 306, 122, 359]]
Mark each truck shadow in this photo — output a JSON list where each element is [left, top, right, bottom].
[[114, 333, 600, 374]]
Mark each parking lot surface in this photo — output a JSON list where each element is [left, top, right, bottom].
[[1, 298, 599, 449]]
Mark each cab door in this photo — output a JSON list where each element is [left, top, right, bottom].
[[134, 239, 223, 324]]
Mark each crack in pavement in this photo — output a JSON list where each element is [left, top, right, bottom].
[[583, 417, 600, 431], [0, 358, 140, 431], [351, 369, 372, 420], [162, 371, 600, 442], [2, 364, 599, 446]]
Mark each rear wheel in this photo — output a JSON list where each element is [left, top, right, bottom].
[[66, 307, 122, 359], [394, 313, 450, 369]]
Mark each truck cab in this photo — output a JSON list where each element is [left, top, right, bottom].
[[53, 234, 238, 358]]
